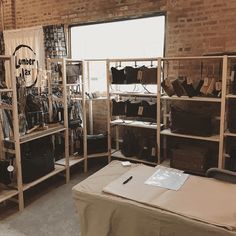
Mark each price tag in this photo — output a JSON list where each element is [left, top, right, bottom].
[[187, 77, 193, 85], [151, 147, 156, 156], [138, 106, 144, 116], [58, 111, 61, 121], [165, 79, 171, 87], [203, 77, 209, 86], [231, 71, 235, 82], [7, 165, 14, 172], [137, 70, 143, 81], [215, 81, 222, 91]]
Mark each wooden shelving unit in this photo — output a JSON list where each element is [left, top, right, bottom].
[[107, 57, 162, 165], [160, 55, 228, 169]]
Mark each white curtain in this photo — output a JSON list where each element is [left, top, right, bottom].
[[3, 26, 45, 88]]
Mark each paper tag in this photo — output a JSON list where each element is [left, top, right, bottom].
[[215, 81, 222, 91], [7, 165, 14, 172], [187, 77, 193, 85], [138, 106, 144, 116], [165, 79, 171, 87], [58, 111, 61, 121], [231, 71, 235, 82], [121, 161, 131, 167], [137, 70, 143, 81], [203, 77, 209, 86], [144, 146, 148, 150], [151, 147, 156, 156]]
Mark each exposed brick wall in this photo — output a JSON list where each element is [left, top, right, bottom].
[[2, 0, 236, 56]]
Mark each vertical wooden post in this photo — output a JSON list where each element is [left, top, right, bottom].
[[219, 56, 227, 169], [62, 58, 70, 182], [10, 56, 24, 211], [106, 60, 111, 163]]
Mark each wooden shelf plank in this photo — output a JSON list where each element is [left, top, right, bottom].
[[161, 95, 221, 103], [224, 131, 236, 137], [111, 149, 157, 165], [110, 92, 157, 97], [161, 129, 220, 142], [88, 152, 109, 158], [23, 165, 66, 191], [111, 119, 157, 129], [0, 89, 13, 93], [0, 189, 18, 203], [18, 125, 66, 144], [55, 156, 85, 166], [226, 94, 236, 99]]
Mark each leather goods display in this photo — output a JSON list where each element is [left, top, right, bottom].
[[170, 106, 212, 137], [200, 77, 216, 96], [66, 64, 82, 84], [112, 99, 126, 116], [171, 78, 186, 97], [78, 134, 108, 155], [170, 145, 209, 175], [0, 159, 12, 185], [137, 66, 157, 84], [111, 67, 126, 84], [137, 101, 157, 120], [161, 78, 175, 97], [228, 99, 236, 133], [137, 136, 157, 161], [21, 136, 55, 183]]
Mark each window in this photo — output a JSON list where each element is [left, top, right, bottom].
[[70, 15, 165, 92]]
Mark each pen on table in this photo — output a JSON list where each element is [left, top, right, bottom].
[[123, 176, 133, 184]]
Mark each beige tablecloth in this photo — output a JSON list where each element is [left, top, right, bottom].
[[72, 161, 236, 236]]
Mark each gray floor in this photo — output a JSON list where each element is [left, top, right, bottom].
[[0, 160, 106, 236]]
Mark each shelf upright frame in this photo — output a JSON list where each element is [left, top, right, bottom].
[[10, 56, 24, 211]]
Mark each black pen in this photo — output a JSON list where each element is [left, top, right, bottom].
[[123, 176, 133, 184]]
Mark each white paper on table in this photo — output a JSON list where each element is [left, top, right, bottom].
[[145, 166, 189, 191]]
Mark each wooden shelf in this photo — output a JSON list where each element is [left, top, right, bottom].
[[0, 89, 13, 93], [161, 95, 221, 103], [23, 165, 66, 191], [88, 152, 109, 159], [226, 94, 236, 99], [55, 156, 85, 166], [0, 188, 18, 203], [161, 129, 220, 142], [86, 97, 107, 101], [111, 119, 157, 129], [111, 149, 157, 165], [66, 83, 83, 87], [224, 131, 236, 137], [18, 125, 66, 144], [110, 91, 157, 97]]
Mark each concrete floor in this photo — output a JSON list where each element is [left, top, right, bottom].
[[0, 159, 107, 236]]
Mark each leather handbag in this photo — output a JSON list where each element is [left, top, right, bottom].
[[228, 100, 236, 133], [124, 66, 140, 84], [66, 64, 82, 84], [170, 106, 212, 137], [161, 78, 175, 97], [171, 78, 186, 97], [138, 66, 157, 84], [112, 99, 126, 116], [0, 160, 12, 185], [181, 77, 196, 97], [126, 100, 141, 117], [111, 67, 126, 84]]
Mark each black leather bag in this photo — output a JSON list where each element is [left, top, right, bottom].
[[124, 66, 139, 84], [228, 100, 236, 133], [121, 130, 138, 157], [0, 160, 12, 185], [21, 136, 55, 183], [180, 77, 196, 97], [78, 134, 108, 155], [171, 78, 186, 97], [170, 106, 212, 137], [126, 100, 141, 117], [66, 64, 82, 84], [111, 67, 126, 84], [112, 99, 126, 116], [232, 65, 236, 95]]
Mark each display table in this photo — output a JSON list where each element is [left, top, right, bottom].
[[72, 161, 236, 236]]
